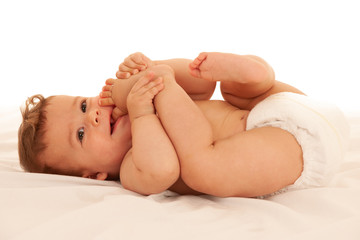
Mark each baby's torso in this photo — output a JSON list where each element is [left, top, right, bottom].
[[168, 100, 249, 195], [195, 100, 249, 139]]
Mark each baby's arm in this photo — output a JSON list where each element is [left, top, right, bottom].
[[119, 72, 180, 195]]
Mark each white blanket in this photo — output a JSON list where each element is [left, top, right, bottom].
[[1, 106, 360, 240]]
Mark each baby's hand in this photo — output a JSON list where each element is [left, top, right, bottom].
[[127, 71, 164, 121], [116, 52, 154, 79]]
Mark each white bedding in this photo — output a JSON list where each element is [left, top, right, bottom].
[[1, 106, 360, 240]]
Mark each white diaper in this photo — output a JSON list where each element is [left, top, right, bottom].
[[246, 92, 350, 191]]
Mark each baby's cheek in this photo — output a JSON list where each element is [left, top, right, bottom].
[[101, 144, 124, 167]]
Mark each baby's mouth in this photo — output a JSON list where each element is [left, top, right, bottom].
[[110, 113, 116, 135], [110, 115, 115, 135], [110, 122, 114, 135], [110, 117, 122, 135]]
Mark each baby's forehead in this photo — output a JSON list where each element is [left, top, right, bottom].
[[49, 95, 77, 105], [43, 96, 74, 145], [46, 95, 82, 115]]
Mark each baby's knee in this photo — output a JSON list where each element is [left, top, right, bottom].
[[220, 83, 252, 109]]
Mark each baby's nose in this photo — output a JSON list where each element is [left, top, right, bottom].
[[89, 109, 100, 126]]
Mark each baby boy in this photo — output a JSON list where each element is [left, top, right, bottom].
[[18, 52, 348, 197]]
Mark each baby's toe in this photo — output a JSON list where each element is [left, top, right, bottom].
[[100, 90, 112, 98]]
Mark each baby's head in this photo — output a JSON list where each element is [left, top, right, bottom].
[[18, 94, 132, 180]]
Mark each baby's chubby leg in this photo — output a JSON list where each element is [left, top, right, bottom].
[[189, 52, 276, 109], [189, 52, 274, 83], [154, 65, 303, 197]]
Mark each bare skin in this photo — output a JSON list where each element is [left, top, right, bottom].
[[100, 52, 304, 197], [189, 52, 275, 83]]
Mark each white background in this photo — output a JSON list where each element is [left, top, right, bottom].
[[1, 0, 359, 112]]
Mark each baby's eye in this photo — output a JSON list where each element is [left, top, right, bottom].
[[81, 99, 87, 113], [78, 128, 85, 143]]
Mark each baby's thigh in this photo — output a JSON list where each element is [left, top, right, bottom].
[[220, 81, 304, 110], [181, 127, 303, 198]]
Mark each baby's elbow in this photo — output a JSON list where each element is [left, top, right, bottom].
[[141, 161, 180, 195], [153, 161, 180, 188], [120, 155, 180, 196], [123, 168, 179, 196]]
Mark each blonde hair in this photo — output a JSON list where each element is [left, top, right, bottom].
[[18, 94, 54, 173]]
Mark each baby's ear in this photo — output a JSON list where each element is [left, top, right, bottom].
[[82, 172, 108, 180], [95, 172, 108, 180]]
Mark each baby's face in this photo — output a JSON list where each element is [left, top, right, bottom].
[[42, 95, 131, 179]]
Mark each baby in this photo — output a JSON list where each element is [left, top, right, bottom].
[[18, 52, 348, 197]]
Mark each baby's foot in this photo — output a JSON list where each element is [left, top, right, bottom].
[[100, 77, 137, 121], [100, 65, 172, 121], [189, 52, 246, 82]]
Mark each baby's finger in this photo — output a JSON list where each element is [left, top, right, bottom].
[[126, 53, 146, 67], [118, 63, 139, 76], [118, 63, 134, 73], [123, 56, 146, 71], [136, 77, 164, 96], [141, 54, 151, 64], [146, 79, 164, 97], [130, 72, 154, 92], [130, 52, 143, 64], [130, 53, 147, 69], [123, 55, 138, 67], [116, 71, 131, 79]]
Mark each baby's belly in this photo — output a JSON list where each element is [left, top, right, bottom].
[[218, 109, 249, 139], [197, 100, 249, 140]]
